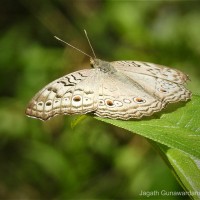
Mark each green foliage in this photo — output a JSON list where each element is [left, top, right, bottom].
[[97, 95, 200, 158], [97, 95, 200, 199]]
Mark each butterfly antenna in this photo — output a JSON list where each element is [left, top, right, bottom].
[[54, 36, 92, 58], [84, 30, 96, 58]]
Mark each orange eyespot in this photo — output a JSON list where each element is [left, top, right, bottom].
[[73, 96, 81, 102], [106, 100, 114, 106], [134, 97, 145, 103]]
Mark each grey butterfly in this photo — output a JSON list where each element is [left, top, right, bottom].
[[25, 57, 191, 121], [25, 34, 191, 121]]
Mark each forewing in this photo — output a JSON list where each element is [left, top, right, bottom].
[[111, 61, 189, 84], [25, 69, 99, 120]]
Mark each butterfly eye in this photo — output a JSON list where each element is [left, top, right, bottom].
[[134, 97, 146, 104]]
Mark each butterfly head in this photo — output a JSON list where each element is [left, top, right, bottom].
[[90, 58, 101, 68], [90, 58, 117, 74]]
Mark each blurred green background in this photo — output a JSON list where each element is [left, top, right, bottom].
[[0, 0, 200, 199]]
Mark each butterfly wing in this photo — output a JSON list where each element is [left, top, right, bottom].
[[25, 69, 100, 120], [94, 61, 191, 120], [112, 61, 191, 103], [94, 71, 164, 119], [111, 61, 189, 84]]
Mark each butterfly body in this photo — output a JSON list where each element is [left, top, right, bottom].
[[26, 58, 191, 121]]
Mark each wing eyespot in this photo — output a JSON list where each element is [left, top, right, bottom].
[[106, 99, 114, 107], [98, 100, 104, 106], [133, 97, 146, 104], [38, 102, 43, 106], [72, 95, 82, 102], [123, 99, 131, 104], [46, 101, 52, 106], [113, 100, 123, 107]]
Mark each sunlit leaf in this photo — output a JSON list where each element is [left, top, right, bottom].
[[96, 95, 200, 158], [96, 95, 200, 194]]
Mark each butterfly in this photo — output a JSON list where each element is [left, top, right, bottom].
[[25, 32, 191, 121]]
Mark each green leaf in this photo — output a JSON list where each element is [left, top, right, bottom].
[[96, 95, 200, 158], [71, 115, 88, 129], [152, 141, 200, 200], [167, 148, 200, 199], [95, 95, 200, 196]]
